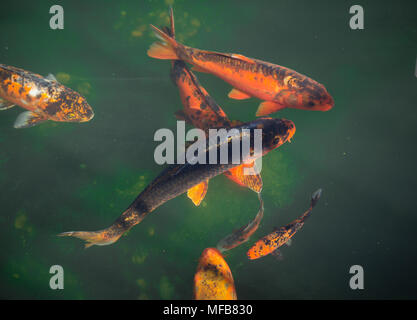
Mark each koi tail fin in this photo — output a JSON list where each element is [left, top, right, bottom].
[[299, 188, 322, 222], [58, 208, 143, 248], [311, 188, 322, 208], [148, 10, 180, 61], [163, 7, 175, 39], [58, 227, 124, 249]]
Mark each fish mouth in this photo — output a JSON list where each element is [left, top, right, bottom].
[[81, 110, 95, 122], [316, 93, 334, 111]]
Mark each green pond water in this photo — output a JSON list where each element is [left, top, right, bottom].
[[0, 0, 416, 299]]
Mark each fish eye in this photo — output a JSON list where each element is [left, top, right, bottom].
[[288, 78, 299, 89], [272, 136, 280, 145], [284, 76, 300, 89]]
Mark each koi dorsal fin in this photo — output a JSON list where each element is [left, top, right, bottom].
[[46, 73, 58, 82], [231, 54, 256, 64], [224, 163, 263, 193]]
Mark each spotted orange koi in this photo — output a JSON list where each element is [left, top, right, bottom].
[[194, 248, 237, 300], [247, 188, 322, 260], [147, 9, 334, 117], [162, 14, 262, 203], [0, 64, 94, 128]]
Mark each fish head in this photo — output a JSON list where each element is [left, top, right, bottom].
[[194, 248, 237, 300], [60, 93, 94, 123], [277, 75, 334, 111], [259, 117, 296, 152]]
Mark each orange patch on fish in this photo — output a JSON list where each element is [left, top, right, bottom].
[[0, 64, 94, 128], [187, 180, 208, 206], [148, 9, 334, 116], [194, 248, 237, 300]]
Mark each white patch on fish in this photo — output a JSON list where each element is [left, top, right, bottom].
[[28, 87, 41, 97]]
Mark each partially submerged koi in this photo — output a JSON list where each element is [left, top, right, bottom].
[[59, 117, 295, 248], [0, 64, 94, 128], [217, 192, 264, 252], [148, 9, 334, 116], [247, 188, 322, 260], [194, 248, 237, 300]]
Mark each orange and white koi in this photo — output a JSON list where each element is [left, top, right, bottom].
[[147, 9, 334, 116], [0, 64, 94, 128], [247, 188, 322, 260]]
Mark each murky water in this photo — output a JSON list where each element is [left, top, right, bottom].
[[1, 0, 416, 299]]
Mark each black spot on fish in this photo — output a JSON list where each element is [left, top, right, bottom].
[[45, 99, 62, 116], [203, 263, 219, 276]]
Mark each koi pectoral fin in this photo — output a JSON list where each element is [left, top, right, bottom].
[[228, 88, 251, 100], [256, 101, 286, 116], [14, 111, 47, 129], [224, 163, 263, 193], [187, 180, 209, 206], [0, 98, 15, 110]]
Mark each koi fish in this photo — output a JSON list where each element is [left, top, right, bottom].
[[163, 13, 262, 204], [194, 248, 237, 300], [147, 9, 334, 117], [217, 192, 264, 252], [0, 64, 94, 128], [247, 188, 322, 260], [58, 117, 295, 248]]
